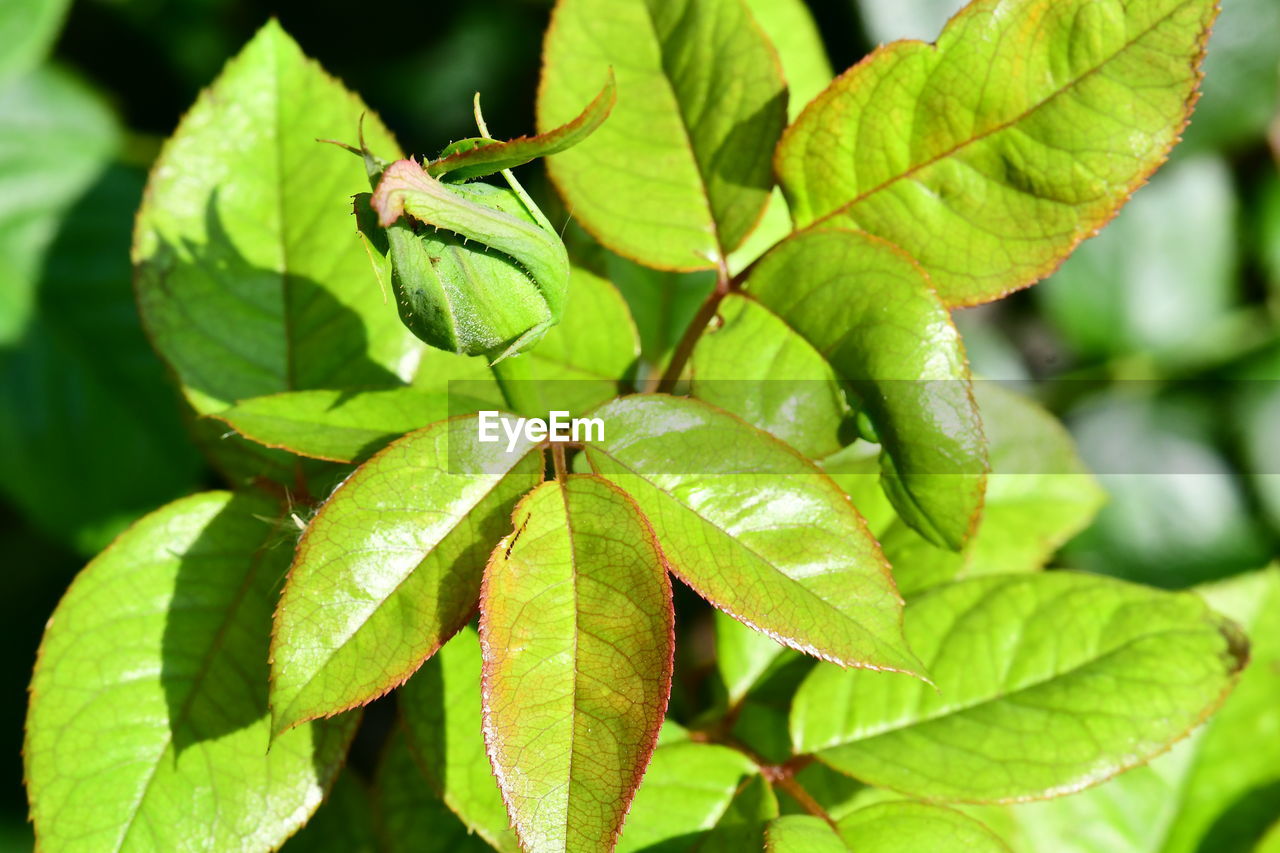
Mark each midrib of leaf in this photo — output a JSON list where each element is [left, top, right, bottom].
[[591, 447, 898, 666], [558, 481, 584, 848], [805, 0, 1201, 231], [115, 540, 274, 852], [270, 31, 298, 392], [275, 449, 538, 728], [813, 625, 1226, 752], [636, 1, 721, 259]]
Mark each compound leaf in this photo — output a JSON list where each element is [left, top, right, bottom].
[[791, 572, 1248, 802], [25, 492, 357, 852], [270, 416, 544, 734], [480, 475, 674, 853], [777, 0, 1219, 305]]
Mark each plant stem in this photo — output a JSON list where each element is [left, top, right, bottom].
[[772, 773, 838, 829], [654, 257, 734, 393], [552, 443, 568, 482]]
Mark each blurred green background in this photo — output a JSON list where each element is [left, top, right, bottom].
[[0, 0, 1276, 848]]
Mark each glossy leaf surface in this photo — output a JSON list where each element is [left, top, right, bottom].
[[539, 0, 787, 269], [215, 388, 456, 463], [792, 572, 1247, 802], [480, 475, 674, 853], [778, 0, 1219, 305], [133, 21, 419, 413], [745, 228, 986, 549], [26, 492, 356, 851], [584, 394, 921, 675], [765, 815, 848, 852], [270, 417, 544, 734]]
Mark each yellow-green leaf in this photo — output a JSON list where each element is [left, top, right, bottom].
[[480, 475, 674, 852], [539, 0, 787, 270], [584, 394, 922, 676], [744, 228, 987, 550], [25, 492, 357, 852], [791, 572, 1247, 802], [133, 21, 420, 413], [269, 416, 544, 734], [777, 0, 1218, 306]]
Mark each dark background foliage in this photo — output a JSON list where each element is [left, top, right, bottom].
[[2, 0, 1277, 848]]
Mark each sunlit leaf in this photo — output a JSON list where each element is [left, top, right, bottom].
[[778, 0, 1219, 305], [838, 801, 1010, 852], [401, 626, 518, 853], [744, 228, 986, 550], [270, 416, 543, 734], [480, 475, 673, 852], [133, 21, 420, 414], [791, 572, 1247, 802], [585, 394, 922, 676], [539, 0, 787, 269], [25, 492, 357, 851]]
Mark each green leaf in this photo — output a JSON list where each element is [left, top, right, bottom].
[[744, 228, 987, 550], [25, 492, 357, 851], [0, 0, 71, 81], [1037, 156, 1237, 364], [480, 475, 674, 852], [281, 773, 377, 853], [691, 294, 848, 459], [701, 774, 780, 852], [818, 443, 897, 537], [373, 729, 495, 853], [0, 162, 204, 555], [616, 741, 761, 853], [584, 394, 922, 676], [508, 265, 641, 416], [133, 21, 420, 414], [883, 383, 1105, 597], [539, 0, 787, 269], [0, 67, 118, 346], [791, 572, 1248, 802], [401, 626, 519, 853], [1005, 566, 1280, 853], [270, 416, 544, 734], [428, 73, 616, 181], [765, 816, 848, 852], [214, 387, 496, 463], [604, 252, 715, 374], [777, 0, 1218, 306], [838, 802, 1010, 852], [715, 610, 790, 706], [743, 0, 832, 120]]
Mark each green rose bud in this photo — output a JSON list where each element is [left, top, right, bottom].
[[342, 75, 614, 363]]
